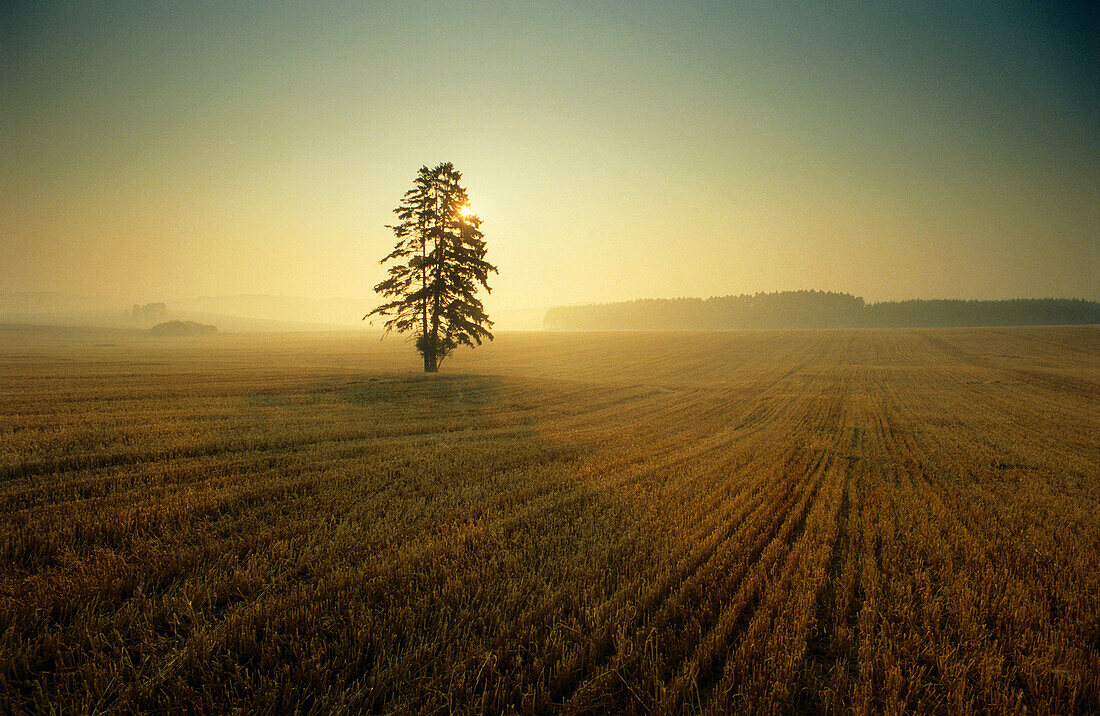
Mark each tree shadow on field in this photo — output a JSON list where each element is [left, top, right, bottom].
[[341, 372, 506, 413], [243, 372, 518, 442], [221, 370, 693, 713]]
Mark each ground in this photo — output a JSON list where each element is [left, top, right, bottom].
[[1, 325, 1097, 713]]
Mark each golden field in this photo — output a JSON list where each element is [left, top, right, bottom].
[[1, 325, 1097, 714]]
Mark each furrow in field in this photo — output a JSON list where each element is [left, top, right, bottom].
[[659, 447, 834, 713], [707, 457, 849, 712], [554, 445, 809, 711]]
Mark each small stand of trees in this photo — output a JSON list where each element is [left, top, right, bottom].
[[367, 163, 497, 372]]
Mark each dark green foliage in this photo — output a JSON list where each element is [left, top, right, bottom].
[[367, 163, 497, 371]]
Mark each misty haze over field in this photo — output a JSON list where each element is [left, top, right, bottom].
[[0, 292, 551, 332]]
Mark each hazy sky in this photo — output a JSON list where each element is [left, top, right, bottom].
[[3, 1, 1098, 315]]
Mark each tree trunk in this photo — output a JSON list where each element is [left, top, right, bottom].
[[427, 183, 443, 373]]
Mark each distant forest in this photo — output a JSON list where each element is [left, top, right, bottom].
[[544, 291, 1100, 331]]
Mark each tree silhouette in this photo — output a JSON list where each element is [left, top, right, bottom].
[[367, 163, 497, 372]]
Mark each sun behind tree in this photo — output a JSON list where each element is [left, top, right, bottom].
[[366, 163, 498, 372]]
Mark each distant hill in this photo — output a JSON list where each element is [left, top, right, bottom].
[[150, 320, 218, 337], [544, 292, 1100, 330]]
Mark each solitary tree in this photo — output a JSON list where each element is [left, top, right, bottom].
[[366, 163, 497, 372]]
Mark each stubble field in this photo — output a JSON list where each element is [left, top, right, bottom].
[[1, 325, 1097, 714]]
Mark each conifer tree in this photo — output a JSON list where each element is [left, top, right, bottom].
[[367, 163, 497, 372]]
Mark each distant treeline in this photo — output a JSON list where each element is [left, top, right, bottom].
[[544, 291, 1100, 330]]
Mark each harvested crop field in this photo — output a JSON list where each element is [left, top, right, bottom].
[[1, 325, 1098, 713]]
